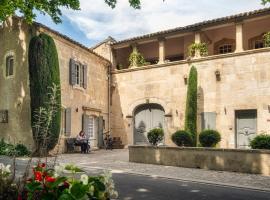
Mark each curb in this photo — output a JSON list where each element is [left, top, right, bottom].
[[85, 166, 270, 193]]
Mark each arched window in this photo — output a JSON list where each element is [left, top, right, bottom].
[[214, 38, 236, 55], [6, 55, 14, 77]]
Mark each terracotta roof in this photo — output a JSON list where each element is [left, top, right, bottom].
[[113, 7, 270, 45], [91, 36, 116, 50]]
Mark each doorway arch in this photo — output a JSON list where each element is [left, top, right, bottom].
[[133, 103, 165, 145]]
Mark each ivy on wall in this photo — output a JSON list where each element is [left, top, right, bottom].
[[184, 65, 198, 146], [28, 33, 61, 152]]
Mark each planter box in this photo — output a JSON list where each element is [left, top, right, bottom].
[[129, 146, 270, 176]]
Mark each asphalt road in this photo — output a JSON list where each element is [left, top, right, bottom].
[[113, 173, 270, 200]]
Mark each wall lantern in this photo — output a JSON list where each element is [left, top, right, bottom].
[[268, 105, 270, 113], [183, 75, 188, 85], [215, 70, 221, 81]]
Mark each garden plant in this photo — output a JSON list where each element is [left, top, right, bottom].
[[171, 130, 193, 147], [250, 134, 270, 150], [199, 130, 221, 147], [147, 128, 164, 146]]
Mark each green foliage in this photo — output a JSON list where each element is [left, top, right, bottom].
[[171, 130, 193, 147], [184, 66, 198, 146], [147, 128, 164, 146], [29, 33, 61, 154], [250, 134, 270, 150], [64, 164, 84, 173], [0, 0, 80, 24], [199, 130, 221, 147], [0, 139, 30, 156], [0, 0, 166, 24], [128, 47, 149, 67], [262, 0, 270, 5], [263, 32, 270, 47], [188, 42, 208, 57]]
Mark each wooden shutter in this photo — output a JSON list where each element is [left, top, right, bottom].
[[69, 59, 76, 85], [65, 108, 71, 136], [97, 116, 104, 148], [83, 64, 87, 89], [83, 114, 90, 139]]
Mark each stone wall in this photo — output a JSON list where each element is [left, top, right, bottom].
[[0, 17, 34, 148], [0, 18, 110, 151], [129, 146, 270, 176], [111, 49, 270, 148]]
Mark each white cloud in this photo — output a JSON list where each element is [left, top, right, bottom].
[[61, 0, 264, 44]]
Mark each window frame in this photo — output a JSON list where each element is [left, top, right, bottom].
[[218, 44, 233, 54], [3, 51, 16, 79]]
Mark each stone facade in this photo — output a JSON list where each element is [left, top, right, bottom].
[[0, 17, 110, 151]]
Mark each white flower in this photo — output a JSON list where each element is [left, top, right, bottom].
[[0, 163, 11, 177], [54, 165, 64, 177], [80, 174, 89, 185]]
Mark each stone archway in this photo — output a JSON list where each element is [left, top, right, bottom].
[[133, 103, 165, 145]]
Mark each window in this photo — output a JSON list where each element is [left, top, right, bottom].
[[70, 59, 87, 89], [6, 56, 14, 77], [0, 110, 8, 123], [219, 44, 233, 54], [88, 116, 95, 139], [254, 40, 264, 49]]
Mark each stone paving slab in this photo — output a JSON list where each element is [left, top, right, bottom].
[[1, 149, 270, 191]]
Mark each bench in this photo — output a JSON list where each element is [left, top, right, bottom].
[[65, 138, 90, 153]]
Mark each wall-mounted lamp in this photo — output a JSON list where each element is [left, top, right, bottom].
[[268, 105, 270, 113], [75, 108, 79, 112], [215, 70, 221, 81], [183, 75, 188, 85], [224, 107, 227, 115]]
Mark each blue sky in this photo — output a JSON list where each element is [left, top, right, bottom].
[[35, 0, 266, 47]]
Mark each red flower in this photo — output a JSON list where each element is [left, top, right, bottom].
[[34, 171, 43, 181], [63, 181, 69, 188], [41, 163, 46, 168], [45, 176, 56, 183], [18, 195, 22, 200]]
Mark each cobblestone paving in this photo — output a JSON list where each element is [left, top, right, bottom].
[[56, 149, 270, 191], [1, 149, 270, 191]]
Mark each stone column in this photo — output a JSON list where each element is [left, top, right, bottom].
[[235, 23, 244, 53], [158, 37, 166, 64], [194, 32, 201, 58]]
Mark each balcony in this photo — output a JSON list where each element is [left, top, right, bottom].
[[112, 15, 270, 71]]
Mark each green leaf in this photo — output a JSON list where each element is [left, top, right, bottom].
[[25, 182, 43, 192], [58, 193, 74, 200], [70, 183, 88, 199]]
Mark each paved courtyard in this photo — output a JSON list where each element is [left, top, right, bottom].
[[55, 149, 270, 191]]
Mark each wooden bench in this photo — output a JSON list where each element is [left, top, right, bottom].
[[65, 138, 90, 153]]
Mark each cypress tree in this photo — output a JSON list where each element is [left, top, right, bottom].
[[29, 33, 61, 152], [184, 65, 198, 146]]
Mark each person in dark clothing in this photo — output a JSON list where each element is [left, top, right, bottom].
[[105, 134, 113, 150], [76, 131, 88, 153]]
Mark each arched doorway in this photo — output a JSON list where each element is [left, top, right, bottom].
[[133, 103, 165, 145]]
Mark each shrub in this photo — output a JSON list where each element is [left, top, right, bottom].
[[188, 42, 208, 57], [184, 66, 198, 145], [250, 134, 270, 150], [0, 139, 30, 156], [263, 32, 270, 47], [199, 130, 221, 147], [147, 128, 164, 146], [29, 33, 61, 153], [171, 130, 193, 147], [14, 144, 31, 157]]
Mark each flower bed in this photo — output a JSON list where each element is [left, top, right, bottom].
[[0, 162, 118, 200]]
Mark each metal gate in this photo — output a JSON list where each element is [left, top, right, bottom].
[[133, 104, 165, 145]]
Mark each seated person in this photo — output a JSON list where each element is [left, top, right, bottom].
[[76, 131, 88, 153]]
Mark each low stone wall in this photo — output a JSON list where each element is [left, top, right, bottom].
[[129, 146, 270, 176]]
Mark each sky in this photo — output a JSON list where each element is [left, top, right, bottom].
[[35, 0, 266, 47]]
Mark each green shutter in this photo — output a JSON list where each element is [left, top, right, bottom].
[[69, 59, 76, 85], [83, 64, 87, 89], [65, 108, 71, 136]]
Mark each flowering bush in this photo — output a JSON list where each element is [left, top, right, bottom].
[[0, 163, 18, 199], [19, 163, 118, 200]]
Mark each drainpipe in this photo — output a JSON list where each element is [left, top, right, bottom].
[[108, 43, 113, 137]]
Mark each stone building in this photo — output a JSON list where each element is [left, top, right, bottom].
[[94, 8, 270, 149], [1, 8, 270, 151], [0, 17, 110, 151]]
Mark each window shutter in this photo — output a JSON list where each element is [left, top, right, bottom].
[[65, 108, 71, 136], [201, 112, 216, 130], [69, 59, 76, 85], [83, 114, 89, 139], [83, 64, 87, 89], [97, 116, 104, 148]]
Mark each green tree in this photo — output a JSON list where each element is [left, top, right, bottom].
[[0, 0, 154, 24], [29, 33, 61, 154], [184, 66, 198, 146]]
